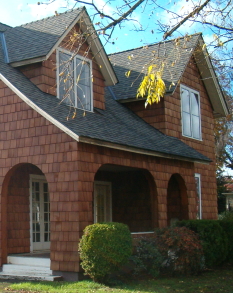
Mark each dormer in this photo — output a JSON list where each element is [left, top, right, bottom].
[[108, 34, 229, 138], [1, 7, 117, 111]]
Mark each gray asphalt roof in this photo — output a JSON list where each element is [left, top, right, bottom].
[[0, 23, 10, 32], [0, 41, 210, 163], [3, 8, 83, 63], [0, 10, 211, 163], [109, 34, 201, 101]]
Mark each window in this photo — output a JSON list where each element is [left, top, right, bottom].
[[57, 48, 93, 111], [94, 181, 112, 223], [194, 173, 202, 219], [181, 85, 201, 140]]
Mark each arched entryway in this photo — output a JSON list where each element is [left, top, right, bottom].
[[1, 163, 50, 262], [167, 173, 188, 225], [94, 164, 158, 232]]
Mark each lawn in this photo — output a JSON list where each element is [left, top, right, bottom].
[[3, 265, 233, 293]]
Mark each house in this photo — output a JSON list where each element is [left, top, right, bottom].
[[0, 7, 228, 280]]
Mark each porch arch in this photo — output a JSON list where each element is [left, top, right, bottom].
[[93, 164, 158, 232], [167, 173, 188, 225], [1, 163, 49, 264]]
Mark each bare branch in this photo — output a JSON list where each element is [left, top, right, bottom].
[[163, 0, 211, 40]]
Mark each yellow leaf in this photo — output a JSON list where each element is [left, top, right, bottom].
[[83, 111, 86, 117], [72, 112, 76, 119], [128, 55, 132, 60], [59, 72, 64, 77], [125, 70, 131, 78]]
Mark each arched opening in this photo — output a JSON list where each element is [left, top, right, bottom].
[[1, 163, 50, 261], [94, 164, 158, 232], [167, 173, 188, 226]]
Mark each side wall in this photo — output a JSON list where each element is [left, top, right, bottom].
[[0, 82, 80, 273], [0, 81, 198, 274]]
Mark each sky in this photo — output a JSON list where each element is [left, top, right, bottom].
[[0, 0, 211, 54], [0, 0, 156, 53]]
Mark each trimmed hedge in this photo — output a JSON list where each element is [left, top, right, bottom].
[[79, 222, 132, 283], [176, 220, 228, 267], [218, 220, 233, 263]]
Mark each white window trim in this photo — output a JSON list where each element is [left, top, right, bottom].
[[180, 84, 202, 141], [94, 181, 112, 223], [56, 47, 93, 112], [194, 173, 202, 219]]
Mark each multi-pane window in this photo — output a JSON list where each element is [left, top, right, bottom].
[[57, 48, 92, 111], [195, 173, 202, 219], [181, 85, 201, 140]]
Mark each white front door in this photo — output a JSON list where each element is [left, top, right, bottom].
[[30, 175, 50, 251]]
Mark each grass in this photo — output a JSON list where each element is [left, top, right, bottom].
[[3, 265, 233, 293]]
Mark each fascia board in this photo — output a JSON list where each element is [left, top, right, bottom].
[[79, 136, 211, 164], [79, 10, 118, 86], [195, 39, 229, 118]]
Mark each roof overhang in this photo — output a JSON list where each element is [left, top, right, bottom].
[[194, 37, 229, 118], [10, 8, 118, 87], [0, 72, 209, 164]]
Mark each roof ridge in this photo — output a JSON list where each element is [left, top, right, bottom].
[[16, 6, 83, 28], [108, 32, 202, 56]]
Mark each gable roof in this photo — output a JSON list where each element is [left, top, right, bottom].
[[2, 7, 117, 86], [0, 37, 210, 164], [109, 33, 228, 118], [0, 8, 213, 164]]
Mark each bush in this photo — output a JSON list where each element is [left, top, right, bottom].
[[156, 226, 204, 275], [218, 210, 233, 221], [79, 222, 132, 283], [218, 220, 233, 263], [176, 220, 228, 267], [131, 237, 164, 277]]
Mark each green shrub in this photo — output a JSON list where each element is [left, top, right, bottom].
[[218, 210, 233, 221], [218, 220, 233, 263], [131, 237, 164, 277], [156, 226, 204, 275], [176, 220, 228, 267], [79, 222, 132, 283]]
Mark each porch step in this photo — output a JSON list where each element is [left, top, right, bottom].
[[7, 255, 50, 267], [0, 255, 63, 281]]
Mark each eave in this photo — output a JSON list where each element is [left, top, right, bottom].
[[194, 38, 229, 118], [0, 73, 209, 165]]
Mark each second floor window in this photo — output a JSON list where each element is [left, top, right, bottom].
[[181, 85, 201, 140], [57, 48, 93, 111]]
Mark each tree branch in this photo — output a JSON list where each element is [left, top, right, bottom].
[[163, 0, 211, 40]]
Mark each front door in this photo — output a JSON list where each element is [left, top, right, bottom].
[[94, 181, 112, 223], [30, 175, 50, 251]]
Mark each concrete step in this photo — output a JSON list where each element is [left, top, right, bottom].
[[0, 272, 62, 281], [2, 264, 52, 275], [0, 256, 63, 281], [7, 256, 50, 267]]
